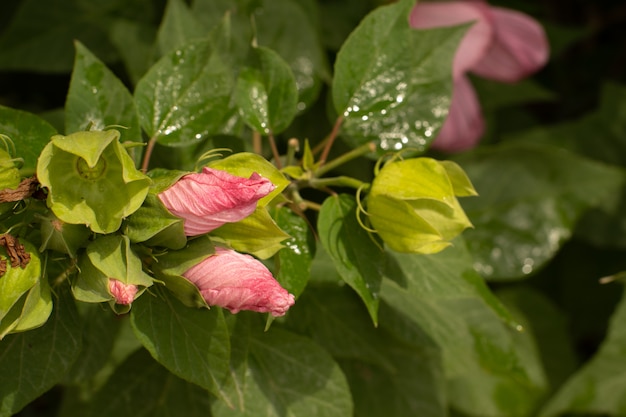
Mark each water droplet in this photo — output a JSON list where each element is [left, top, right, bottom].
[[361, 115, 368, 121], [195, 133, 202, 140], [91, 87, 98, 94]]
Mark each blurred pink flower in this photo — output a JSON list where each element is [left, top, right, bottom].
[[108, 279, 138, 305], [158, 167, 275, 236], [410, 0, 549, 152], [183, 247, 295, 317]]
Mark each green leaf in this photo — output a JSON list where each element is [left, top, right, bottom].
[[0, 240, 42, 325], [0, 0, 119, 73], [86, 235, 153, 288], [108, 18, 158, 86], [538, 285, 626, 417], [0, 105, 57, 174], [134, 38, 236, 146], [380, 242, 548, 417], [254, 0, 330, 111], [65, 42, 143, 166], [273, 206, 314, 298], [318, 194, 383, 325], [156, 0, 207, 56], [123, 194, 186, 250], [211, 327, 353, 417], [80, 349, 212, 417], [455, 141, 626, 280], [332, 0, 466, 155], [130, 288, 232, 404], [0, 283, 82, 416], [211, 207, 290, 260], [235, 46, 299, 135], [208, 152, 290, 206]]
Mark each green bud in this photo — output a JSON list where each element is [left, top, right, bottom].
[[367, 158, 476, 254], [36, 130, 151, 234]]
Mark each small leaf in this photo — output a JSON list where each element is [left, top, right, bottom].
[[130, 288, 232, 404], [0, 240, 42, 325], [318, 194, 383, 325], [123, 194, 186, 250], [65, 42, 142, 157], [234, 46, 298, 134], [0, 105, 57, 173], [273, 206, 314, 298], [0, 283, 82, 416], [332, 0, 466, 155], [134, 38, 236, 146], [211, 327, 353, 417]]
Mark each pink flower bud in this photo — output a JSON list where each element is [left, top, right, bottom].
[[158, 167, 275, 236], [183, 247, 295, 317], [108, 279, 138, 305]]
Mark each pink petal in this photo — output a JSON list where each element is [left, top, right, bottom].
[[108, 279, 138, 305], [158, 167, 275, 236], [431, 75, 484, 152], [410, 1, 493, 79], [470, 7, 549, 82], [183, 247, 295, 317]]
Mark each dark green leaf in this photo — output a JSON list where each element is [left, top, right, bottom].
[[234, 46, 299, 134], [318, 194, 383, 325], [134, 38, 236, 146], [0, 283, 82, 417], [108, 19, 158, 86], [254, 0, 330, 110], [130, 288, 232, 404], [332, 0, 466, 155], [380, 241, 547, 417], [272, 206, 314, 298], [456, 141, 626, 280], [156, 0, 207, 56], [0, 0, 119, 72], [65, 42, 142, 158], [0, 105, 57, 174], [538, 285, 626, 417], [80, 349, 212, 417], [212, 327, 353, 417]]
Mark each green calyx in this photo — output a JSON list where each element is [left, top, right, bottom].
[[37, 129, 151, 234], [367, 157, 476, 254]]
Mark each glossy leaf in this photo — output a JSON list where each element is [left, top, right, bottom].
[[134, 38, 235, 146], [332, 0, 466, 155], [156, 0, 206, 56], [456, 141, 626, 280], [80, 349, 212, 417], [318, 194, 383, 325], [272, 206, 314, 298], [539, 285, 626, 416], [254, 0, 329, 110], [212, 327, 353, 417], [0, 284, 82, 416], [65, 42, 142, 154], [0, 105, 57, 173], [130, 288, 232, 404]]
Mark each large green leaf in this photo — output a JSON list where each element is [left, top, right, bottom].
[[332, 0, 466, 155], [0, 0, 119, 72], [538, 285, 626, 416], [130, 288, 232, 405], [78, 349, 212, 417], [212, 327, 353, 417], [134, 38, 236, 147], [65, 42, 142, 159], [234, 46, 299, 135], [0, 105, 57, 174], [379, 240, 547, 417], [272, 206, 314, 298], [287, 285, 446, 417], [0, 284, 82, 417], [455, 141, 625, 280], [318, 194, 384, 325]]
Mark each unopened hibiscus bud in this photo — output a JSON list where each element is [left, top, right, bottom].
[[183, 247, 295, 317], [158, 167, 275, 236], [108, 279, 138, 305]]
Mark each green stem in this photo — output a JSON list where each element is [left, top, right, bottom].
[[315, 141, 376, 178], [285, 138, 300, 167], [309, 176, 368, 190]]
